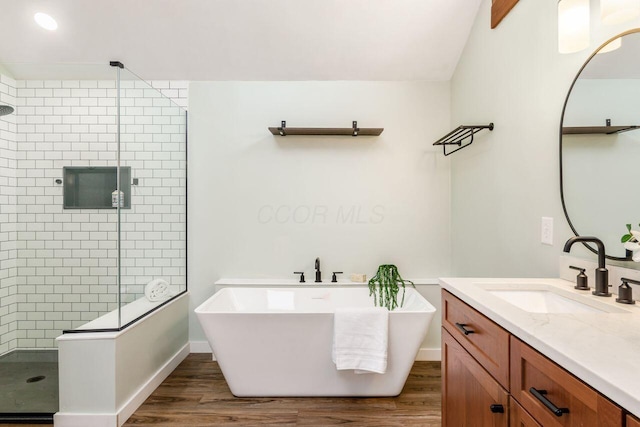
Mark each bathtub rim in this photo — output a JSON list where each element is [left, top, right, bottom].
[[195, 286, 436, 315]]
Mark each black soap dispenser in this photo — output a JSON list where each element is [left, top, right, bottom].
[[616, 278, 638, 305], [569, 266, 589, 290]]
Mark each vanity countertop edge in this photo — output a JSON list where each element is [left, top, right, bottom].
[[439, 277, 640, 417]]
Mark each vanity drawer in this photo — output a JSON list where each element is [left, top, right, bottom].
[[442, 290, 510, 388], [510, 336, 623, 427]]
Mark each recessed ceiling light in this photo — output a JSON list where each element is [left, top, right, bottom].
[[34, 12, 58, 31]]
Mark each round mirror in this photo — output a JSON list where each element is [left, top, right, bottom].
[[560, 29, 640, 260]]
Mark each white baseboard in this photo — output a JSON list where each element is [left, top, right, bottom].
[[190, 340, 212, 354], [415, 348, 441, 361], [118, 343, 190, 426]]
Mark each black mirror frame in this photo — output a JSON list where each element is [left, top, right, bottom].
[[559, 29, 640, 261]]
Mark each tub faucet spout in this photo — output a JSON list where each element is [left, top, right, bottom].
[[563, 236, 611, 297], [315, 258, 321, 283]]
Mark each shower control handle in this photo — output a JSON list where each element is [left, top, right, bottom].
[[294, 272, 305, 283]]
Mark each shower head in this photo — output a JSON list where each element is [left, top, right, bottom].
[[0, 105, 14, 116]]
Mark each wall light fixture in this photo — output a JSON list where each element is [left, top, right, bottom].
[[601, 0, 640, 25], [558, 0, 591, 54]]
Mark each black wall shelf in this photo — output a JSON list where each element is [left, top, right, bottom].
[[563, 119, 640, 135], [562, 126, 640, 135], [433, 123, 494, 156], [268, 121, 383, 137]]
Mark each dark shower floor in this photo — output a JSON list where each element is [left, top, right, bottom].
[[0, 350, 58, 418]]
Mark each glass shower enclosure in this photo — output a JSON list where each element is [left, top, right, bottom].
[[0, 61, 187, 422]]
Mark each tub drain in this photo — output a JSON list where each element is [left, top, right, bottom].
[[26, 375, 45, 383]]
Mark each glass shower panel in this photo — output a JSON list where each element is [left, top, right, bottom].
[[19, 64, 121, 335], [62, 66, 121, 332], [117, 68, 187, 325]]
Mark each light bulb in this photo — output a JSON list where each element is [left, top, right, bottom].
[[34, 12, 58, 31]]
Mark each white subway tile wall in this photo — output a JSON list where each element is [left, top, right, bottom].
[[0, 74, 18, 355], [10, 78, 187, 349]]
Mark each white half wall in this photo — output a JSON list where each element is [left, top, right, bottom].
[[188, 81, 452, 342], [55, 293, 189, 427]]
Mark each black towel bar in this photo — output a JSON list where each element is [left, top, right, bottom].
[[433, 123, 494, 156]]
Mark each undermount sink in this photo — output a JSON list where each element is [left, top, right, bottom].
[[478, 284, 629, 314]]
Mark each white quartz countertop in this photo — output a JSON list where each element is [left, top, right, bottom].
[[440, 277, 640, 417]]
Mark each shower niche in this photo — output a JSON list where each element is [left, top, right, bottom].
[[63, 166, 132, 209]]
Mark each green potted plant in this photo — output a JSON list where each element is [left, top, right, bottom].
[[368, 264, 415, 311], [622, 223, 640, 261]]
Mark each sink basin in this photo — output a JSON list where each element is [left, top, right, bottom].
[[478, 284, 628, 314]]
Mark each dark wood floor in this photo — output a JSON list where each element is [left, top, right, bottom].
[[124, 353, 442, 426]]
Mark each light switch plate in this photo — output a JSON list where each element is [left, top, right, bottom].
[[541, 217, 553, 245]]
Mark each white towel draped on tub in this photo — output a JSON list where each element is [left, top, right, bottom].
[[332, 307, 389, 374]]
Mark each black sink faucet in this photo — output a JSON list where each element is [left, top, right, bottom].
[[315, 257, 321, 283], [563, 236, 611, 297]]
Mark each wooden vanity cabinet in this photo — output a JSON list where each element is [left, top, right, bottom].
[[442, 328, 509, 426], [442, 289, 626, 427], [510, 336, 622, 427]]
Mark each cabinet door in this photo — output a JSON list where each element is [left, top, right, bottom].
[[442, 328, 509, 427], [510, 397, 542, 427], [510, 336, 623, 427], [442, 290, 510, 389]]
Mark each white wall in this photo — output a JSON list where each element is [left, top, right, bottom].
[[188, 81, 452, 342], [450, 0, 640, 276]]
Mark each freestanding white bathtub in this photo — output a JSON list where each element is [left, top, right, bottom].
[[195, 286, 436, 397]]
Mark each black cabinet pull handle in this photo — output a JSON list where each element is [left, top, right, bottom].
[[489, 404, 504, 413], [455, 322, 475, 335], [529, 387, 569, 417]]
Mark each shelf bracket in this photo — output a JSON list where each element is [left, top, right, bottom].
[[278, 120, 287, 136], [352, 121, 360, 137]]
